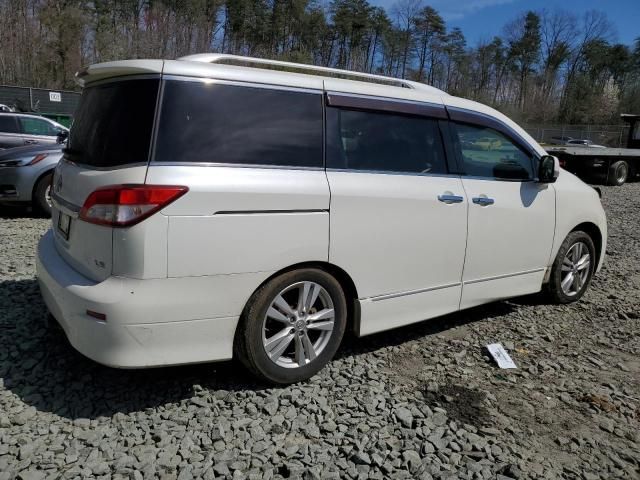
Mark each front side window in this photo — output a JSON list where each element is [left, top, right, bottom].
[[326, 107, 447, 174], [452, 122, 534, 180], [155, 81, 323, 168], [20, 117, 58, 136]]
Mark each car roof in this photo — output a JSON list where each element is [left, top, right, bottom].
[[76, 55, 447, 104], [74, 54, 546, 156], [0, 112, 52, 120]]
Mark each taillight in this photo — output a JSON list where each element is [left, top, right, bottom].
[[79, 184, 188, 227]]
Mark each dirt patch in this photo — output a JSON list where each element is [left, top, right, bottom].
[[384, 349, 428, 386], [423, 384, 489, 427], [580, 394, 618, 413]]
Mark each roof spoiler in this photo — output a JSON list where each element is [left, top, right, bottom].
[[75, 60, 164, 87]]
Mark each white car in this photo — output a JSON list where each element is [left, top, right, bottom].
[[37, 55, 607, 384], [566, 139, 606, 148]]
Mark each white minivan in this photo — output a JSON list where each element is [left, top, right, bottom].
[[37, 55, 607, 384]]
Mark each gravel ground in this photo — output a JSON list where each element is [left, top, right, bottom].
[[0, 183, 639, 480]]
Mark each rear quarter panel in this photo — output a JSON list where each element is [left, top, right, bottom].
[[51, 160, 149, 282], [146, 165, 330, 277]]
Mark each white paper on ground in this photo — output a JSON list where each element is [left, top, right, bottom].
[[486, 343, 517, 369]]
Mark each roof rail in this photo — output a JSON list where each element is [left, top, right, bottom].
[[178, 54, 445, 94]]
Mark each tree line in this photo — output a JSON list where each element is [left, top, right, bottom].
[[1, 0, 639, 124]]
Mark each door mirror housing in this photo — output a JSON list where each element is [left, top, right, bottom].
[[56, 130, 69, 144], [538, 155, 560, 183]]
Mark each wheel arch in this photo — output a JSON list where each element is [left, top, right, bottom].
[[236, 261, 361, 338], [571, 222, 603, 267], [31, 168, 55, 202], [545, 221, 604, 285]]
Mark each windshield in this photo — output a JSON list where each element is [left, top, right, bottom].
[[67, 78, 159, 168]]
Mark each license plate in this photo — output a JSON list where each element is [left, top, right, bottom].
[[57, 212, 71, 240]]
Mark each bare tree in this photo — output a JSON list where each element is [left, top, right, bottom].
[[504, 11, 541, 111], [391, 0, 421, 78], [560, 10, 615, 120], [538, 9, 576, 117], [0, 2, 637, 125]]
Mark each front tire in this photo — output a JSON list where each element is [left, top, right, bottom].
[[547, 231, 596, 304], [235, 268, 347, 384], [33, 173, 53, 217]]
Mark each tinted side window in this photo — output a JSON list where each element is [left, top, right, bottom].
[[20, 118, 58, 136], [452, 122, 533, 180], [69, 79, 159, 167], [0, 115, 19, 133], [155, 81, 323, 168], [326, 107, 447, 174]]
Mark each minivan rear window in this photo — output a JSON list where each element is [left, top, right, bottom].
[[154, 80, 323, 168], [67, 79, 159, 168]]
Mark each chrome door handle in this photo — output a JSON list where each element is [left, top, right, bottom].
[[438, 194, 464, 204], [472, 196, 495, 206]]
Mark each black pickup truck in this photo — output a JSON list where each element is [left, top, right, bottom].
[[546, 114, 640, 186]]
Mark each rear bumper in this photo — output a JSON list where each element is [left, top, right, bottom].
[[36, 230, 247, 368]]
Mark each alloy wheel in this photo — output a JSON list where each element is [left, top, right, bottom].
[[617, 163, 628, 184], [44, 184, 52, 208], [262, 281, 335, 368], [560, 241, 591, 296]]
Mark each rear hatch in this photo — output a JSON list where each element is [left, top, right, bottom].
[[51, 77, 160, 282]]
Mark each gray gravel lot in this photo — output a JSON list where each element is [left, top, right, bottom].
[[0, 183, 639, 480]]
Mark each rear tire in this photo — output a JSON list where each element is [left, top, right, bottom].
[[547, 231, 596, 304], [33, 172, 53, 217], [234, 268, 347, 384], [607, 160, 628, 186]]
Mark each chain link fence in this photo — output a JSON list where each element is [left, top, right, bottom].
[[0, 84, 80, 127], [524, 124, 630, 148]]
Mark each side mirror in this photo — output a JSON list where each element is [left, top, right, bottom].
[[56, 130, 69, 144], [538, 155, 560, 183]]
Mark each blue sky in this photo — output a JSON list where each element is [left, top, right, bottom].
[[369, 0, 639, 46]]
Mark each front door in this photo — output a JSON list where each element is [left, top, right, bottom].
[[449, 121, 556, 309], [18, 116, 59, 145], [325, 98, 468, 335]]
